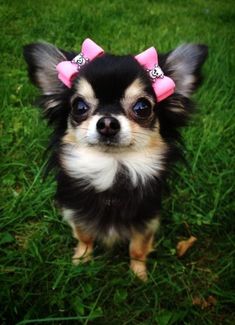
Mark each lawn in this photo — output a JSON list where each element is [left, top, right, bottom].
[[0, 0, 235, 324]]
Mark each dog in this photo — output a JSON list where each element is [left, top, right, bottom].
[[23, 39, 207, 281]]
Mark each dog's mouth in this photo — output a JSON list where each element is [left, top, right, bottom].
[[97, 135, 121, 146], [89, 135, 133, 152]]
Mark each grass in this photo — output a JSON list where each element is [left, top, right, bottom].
[[0, 0, 235, 324]]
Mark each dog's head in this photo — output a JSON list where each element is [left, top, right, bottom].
[[24, 40, 207, 157]]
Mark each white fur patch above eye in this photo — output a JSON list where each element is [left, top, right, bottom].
[[74, 78, 98, 107], [122, 78, 155, 111], [124, 78, 146, 99]]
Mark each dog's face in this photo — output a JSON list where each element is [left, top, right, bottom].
[[68, 54, 159, 151], [24, 42, 207, 190]]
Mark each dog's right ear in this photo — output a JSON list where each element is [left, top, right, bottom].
[[23, 42, 68, 95], [163, 44, 208, 98]]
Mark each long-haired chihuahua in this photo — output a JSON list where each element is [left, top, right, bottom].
[[23, 39, 207, 280]]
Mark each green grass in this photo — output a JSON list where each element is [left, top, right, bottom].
[[1, 0, 235, 324]]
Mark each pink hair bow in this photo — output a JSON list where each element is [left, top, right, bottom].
[[56, 38, 104, 88], [57, 39, 175, 101], [135, 47, 175, 101]]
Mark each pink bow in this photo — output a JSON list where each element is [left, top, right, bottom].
[[56, 38, 104, 88], [135, 47, 175, 101], [56, 39, 175, 101]]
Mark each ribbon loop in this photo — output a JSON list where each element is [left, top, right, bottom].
[[135, 47, 158, 69], [56, 38, 104, 88], [135, 47, 175, 102]]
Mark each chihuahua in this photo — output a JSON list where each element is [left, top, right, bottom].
[[23, 39, 207, 280]]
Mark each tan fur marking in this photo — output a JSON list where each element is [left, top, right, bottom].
[[129, 230, 155, 281], [62, 130, 77, 144], [74, 78, 98, 108], [72, 226, 94, 265], [124, 78, 146, 99], [149, 123, 165, 150], [147, 218, 160, 234], [129, 119, 166, 153], [62, 118, 90, 146], [122, 78, 155, 114]]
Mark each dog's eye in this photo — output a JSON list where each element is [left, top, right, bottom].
[[72, 98, 89, 115], [132, 98, 152, 118]]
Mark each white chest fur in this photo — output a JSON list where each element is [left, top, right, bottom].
[[61, 145, 165, 192]]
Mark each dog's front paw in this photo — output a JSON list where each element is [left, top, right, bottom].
[[72, 243, 93, 265], [130, 260, 148, 282]]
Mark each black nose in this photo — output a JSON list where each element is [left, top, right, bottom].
[[96, 117, 120, 136]]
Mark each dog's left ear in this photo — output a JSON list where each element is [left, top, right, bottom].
[[164, 44, 208, 97], [23, 42, 68, 95]]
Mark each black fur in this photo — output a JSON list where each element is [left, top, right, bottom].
[[56, 165, 163, 239], [78, 54, 155, 104]]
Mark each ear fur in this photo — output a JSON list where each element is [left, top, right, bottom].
[[164, 44, 208, 97], [23, 42, 67, 95]]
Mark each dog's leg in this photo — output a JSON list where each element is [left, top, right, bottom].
[[72, 226, 94, 265], [129, 231, 154, 281], [62, 208, 94, 264], [129, 218, 159, 281]]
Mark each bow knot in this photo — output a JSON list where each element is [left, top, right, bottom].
[[148, 64, 164, 80], [71, 53, 89, 67]]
